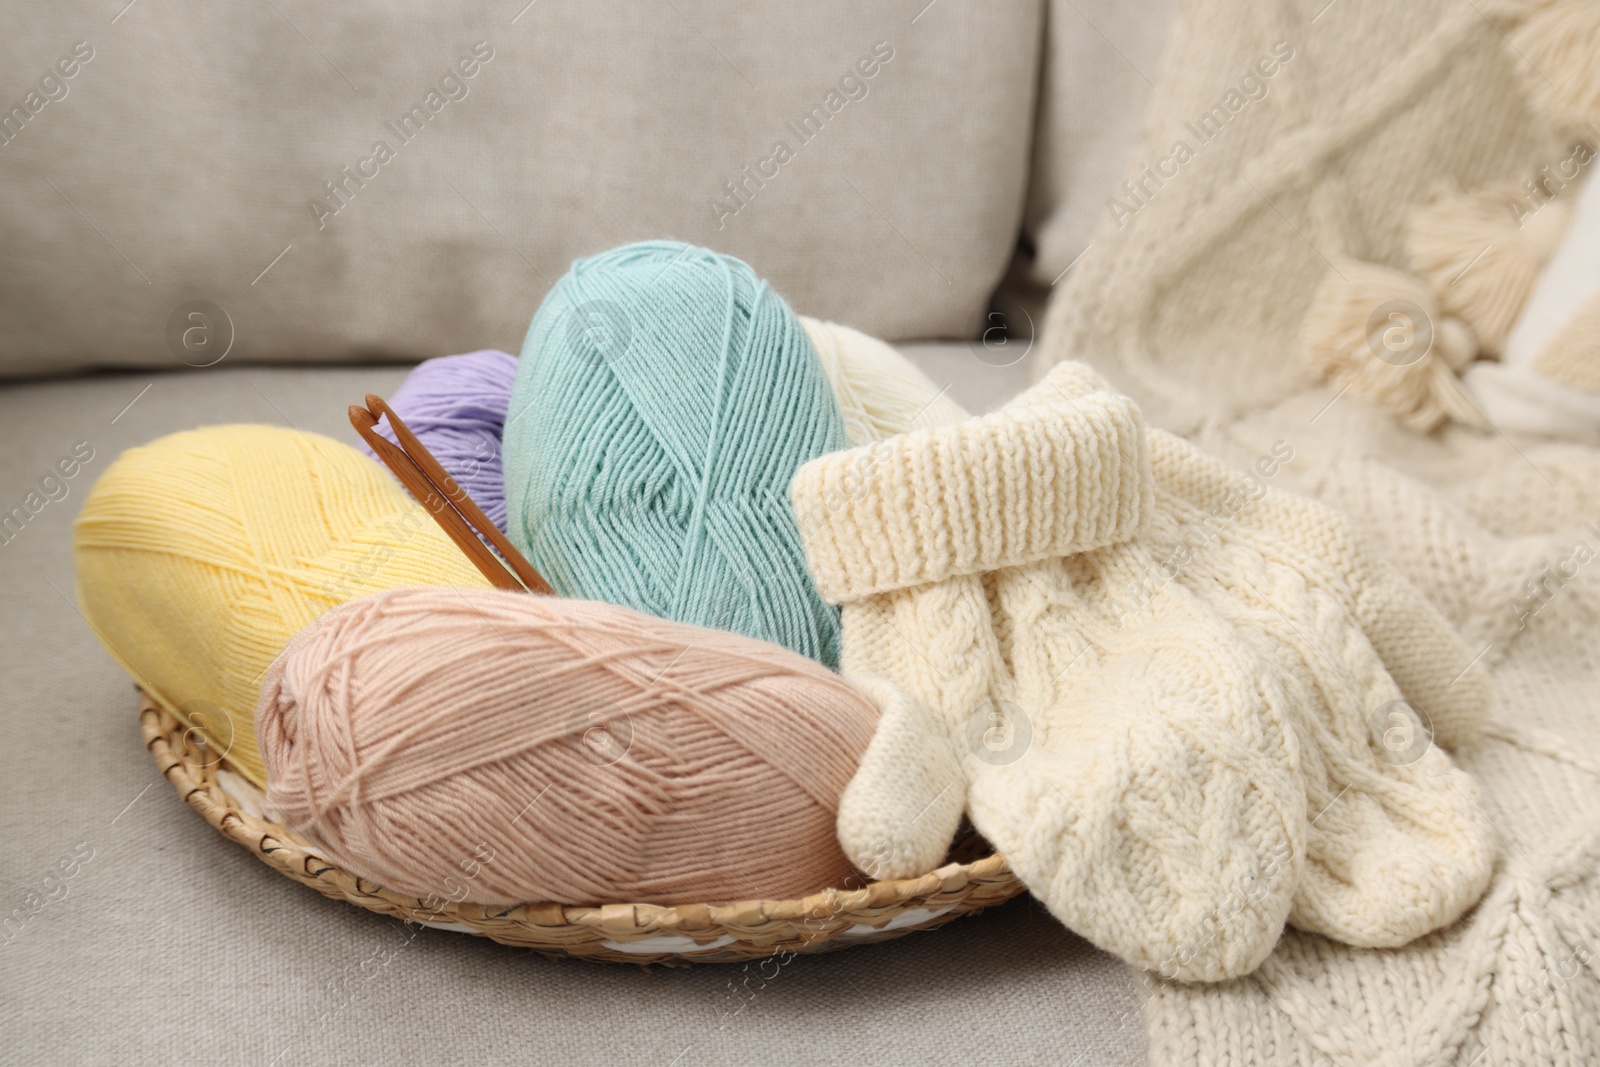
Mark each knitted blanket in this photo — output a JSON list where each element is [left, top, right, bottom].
[[1037, 0, 1600, 1063]]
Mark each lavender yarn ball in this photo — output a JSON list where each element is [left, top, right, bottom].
[[358, 350, 518, 531]]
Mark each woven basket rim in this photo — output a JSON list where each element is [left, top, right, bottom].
[[141, 691, 1022, 946]]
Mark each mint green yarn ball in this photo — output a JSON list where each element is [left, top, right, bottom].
[[503, 241, 846, 667]]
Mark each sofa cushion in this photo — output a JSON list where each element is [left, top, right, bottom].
[[0, 0, 1043, 378], [1016, 0, 1177, 289]]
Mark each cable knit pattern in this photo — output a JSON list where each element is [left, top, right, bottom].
[[1025, 0, 1600, 1058], [808, 322, 1506, 997], [1145, 430, 1495, 946], [1034, 0, 1569, 433], [800, 353, 1306, 982], [968, 536, 1306, 982]]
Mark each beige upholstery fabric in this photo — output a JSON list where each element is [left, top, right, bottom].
[[0, 0, 1041, 378], [1018, 0, 1178, 289], [0, 353, 1138, 1066]]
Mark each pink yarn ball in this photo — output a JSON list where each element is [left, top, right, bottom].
[[255, 587, 878, 906]]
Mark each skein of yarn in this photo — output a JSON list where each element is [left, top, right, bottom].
[[74, 425, 491, 786], [503, 242, 847, 667], [800, 318, 968, 445], [257, 587, 879, 905], [355, 350, 519, 532]]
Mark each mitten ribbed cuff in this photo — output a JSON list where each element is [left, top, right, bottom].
[[790, 369, 1151, 603]]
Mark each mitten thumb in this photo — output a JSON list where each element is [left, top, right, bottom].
[[835, 674, 968, 880]]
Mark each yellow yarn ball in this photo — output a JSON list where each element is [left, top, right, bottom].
[[73, 424, 491, 786]]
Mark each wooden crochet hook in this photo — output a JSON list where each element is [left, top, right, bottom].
[[349, 394, 555, 596]]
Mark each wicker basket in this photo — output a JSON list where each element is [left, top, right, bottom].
[[142, 693, 1025, 964]]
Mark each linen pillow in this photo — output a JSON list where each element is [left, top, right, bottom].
[[0, 0, 1042, 377]]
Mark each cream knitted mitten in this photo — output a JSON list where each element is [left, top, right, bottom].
[[793, 359, 1306, 982], [1141, 430, 1496, 946], [806, 324, 1497, 960]]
